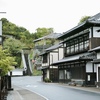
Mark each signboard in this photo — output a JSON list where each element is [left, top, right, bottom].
[[80, 52, 96, 59]]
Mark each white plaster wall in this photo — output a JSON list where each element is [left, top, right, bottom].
[[50, 52, 58, 64], [12, 71, 23, 75], [97, 52, 100, 59], [94, 64, 97, 72], [93, 27, 100, 37], [86, 62, 93, 72], [42, 63, 48, 66], [47, 69, 49, 79], [96, 65, 100, 82], [59, 48, 63, 60], [50, 66, 57, 68]]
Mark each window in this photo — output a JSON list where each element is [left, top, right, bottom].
[[75, 39, 78, 52], [64, 33, 89, 55], [70, 41, 74, 53], [84, 40, 89, 50], [43, 54, 48, 63], [67, 47, 70, 54], [79, 42, 83, 50], [79, 37, 83, 51]]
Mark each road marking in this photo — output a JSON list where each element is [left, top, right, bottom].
[[26, 85, 38, 88], [33, 85, 38, 88], [26, 85, 30, 87]]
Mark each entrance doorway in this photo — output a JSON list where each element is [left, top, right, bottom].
[[86, 73, 96, 86]]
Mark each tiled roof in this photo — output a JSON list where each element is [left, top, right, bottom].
[[46, 43, 63, 51], [51, 53, 93, 65], [34, 33, 61, 42], [39, 43, 63, 55], [58, 13, 100, 39]]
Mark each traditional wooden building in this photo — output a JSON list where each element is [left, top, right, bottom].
[[52, 13, 100, 86], [33, 33, 61, 70], [39, 43, 63, 82]]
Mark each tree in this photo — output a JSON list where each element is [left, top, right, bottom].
[[0, 47, 16, 76], [78, 16, 91, 24], [1, 18, 34, 49], [34, 27, 54, 39], [3, 38, 25, 68]]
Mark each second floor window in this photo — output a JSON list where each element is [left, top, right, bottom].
[[64, 33, 89, 56], [43, 54, 48, 63]]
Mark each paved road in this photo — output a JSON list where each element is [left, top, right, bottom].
[[12, 76, 100, 100], [7, 85, 46, 100]]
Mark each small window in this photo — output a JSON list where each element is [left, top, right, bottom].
[[43, 54, 48, 63]]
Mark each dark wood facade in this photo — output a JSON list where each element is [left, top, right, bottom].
[[50, 68, 58, 82], [64, 29, 89, 57], [98, 67, 100, 81], [53, 13, 100, 86]]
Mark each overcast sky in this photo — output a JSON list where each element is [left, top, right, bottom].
[[0, 0, 100, 33]]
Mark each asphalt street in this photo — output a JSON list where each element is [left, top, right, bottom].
[[11, 76, 100, 100]]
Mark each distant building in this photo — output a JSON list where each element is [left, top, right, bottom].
[[33, 33, 61, 70], [39, 43, 63, 82]]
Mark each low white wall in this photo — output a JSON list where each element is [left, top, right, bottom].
[[86, 62, 93, 72]]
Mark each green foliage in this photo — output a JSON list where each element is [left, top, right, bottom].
[[3, 38, 24, 67], [1, 18, 30, 39], [1, 18, 54, 70], [78, 16, 91, 24], [0, 47, 17, 76], [32, 69, 42, 76], [3, 38, 24, 54], [34, 27, 54, 39], [44, 78, 51, 82], [1, 18, 34, 48]]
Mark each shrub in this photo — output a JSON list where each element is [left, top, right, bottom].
[[44, 78, 51, 82]]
